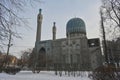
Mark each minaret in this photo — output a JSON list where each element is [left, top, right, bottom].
[[52, 22, 56, 40], [36, 9, 43, 44], [33, 9, 43, 69]]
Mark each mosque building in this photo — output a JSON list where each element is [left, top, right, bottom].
[[33, 9, 103, 70]]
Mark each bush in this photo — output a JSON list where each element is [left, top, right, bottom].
[[89, 65, 120, 80], [3, 66, 21, 75]]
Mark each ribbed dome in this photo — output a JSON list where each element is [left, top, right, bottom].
[[66, 18, 86, 35]]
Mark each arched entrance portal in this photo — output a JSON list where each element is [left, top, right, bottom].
[[38, 47, 46, 67]]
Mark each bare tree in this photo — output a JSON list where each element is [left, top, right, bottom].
[[21, 48, 33, 68], [0, 0, 41, 49], [100, 8, 109, 64], [100, 0, 120, 64], [101, 0, 120, 40]]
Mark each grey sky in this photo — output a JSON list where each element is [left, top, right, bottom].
[[6, 0, 101, 58]]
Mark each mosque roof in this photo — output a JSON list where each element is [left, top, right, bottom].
[[66, 18, 86, 35]]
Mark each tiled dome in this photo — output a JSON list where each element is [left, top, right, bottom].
[[66, 18, 86, 35]]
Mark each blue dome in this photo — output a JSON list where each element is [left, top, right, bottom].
[[66, 18, 86, 35]]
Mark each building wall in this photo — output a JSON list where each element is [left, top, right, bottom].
[[36, 37, 102, 70], [89, 47, 103, 70]]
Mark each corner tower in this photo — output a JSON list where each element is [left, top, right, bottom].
[[36, 9, 43, 44]]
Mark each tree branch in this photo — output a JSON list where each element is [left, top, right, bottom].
[[106, 8, 119, 26], [111, 1, 120, 24]]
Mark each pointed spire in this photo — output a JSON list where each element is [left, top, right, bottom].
[[39, 9, 42, 14], [53, 22, 56, 26]]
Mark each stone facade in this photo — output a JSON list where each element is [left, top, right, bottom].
[[33, 9, 103, 71]]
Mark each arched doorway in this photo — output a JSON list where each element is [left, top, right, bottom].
[[37, 47, 46, 67]]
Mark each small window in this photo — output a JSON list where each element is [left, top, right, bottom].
[[72, 41, 75, 44], [76, 44, 80, 49], [62, 45, 65, 47], [66, 42, 68, 45], [47, 48, 50, 51], [70, 44, 72, 47]]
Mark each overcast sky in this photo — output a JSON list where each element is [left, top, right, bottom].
[[4, 0, 102, 58]]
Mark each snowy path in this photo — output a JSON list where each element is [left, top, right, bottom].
[[0, 71, 91, 80]]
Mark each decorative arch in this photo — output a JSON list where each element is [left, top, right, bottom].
[[39, 47, 46, 54], [37, 47, 46, 67]]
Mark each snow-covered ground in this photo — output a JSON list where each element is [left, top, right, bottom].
[[0, 71, 91, 80]]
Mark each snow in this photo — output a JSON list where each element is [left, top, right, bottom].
[[0, 71, 91, 80]]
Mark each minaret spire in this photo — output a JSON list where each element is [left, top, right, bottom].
[[39, 9, 42, 14], [52, 22, 56, 40], [36, 9, 43, 45]]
